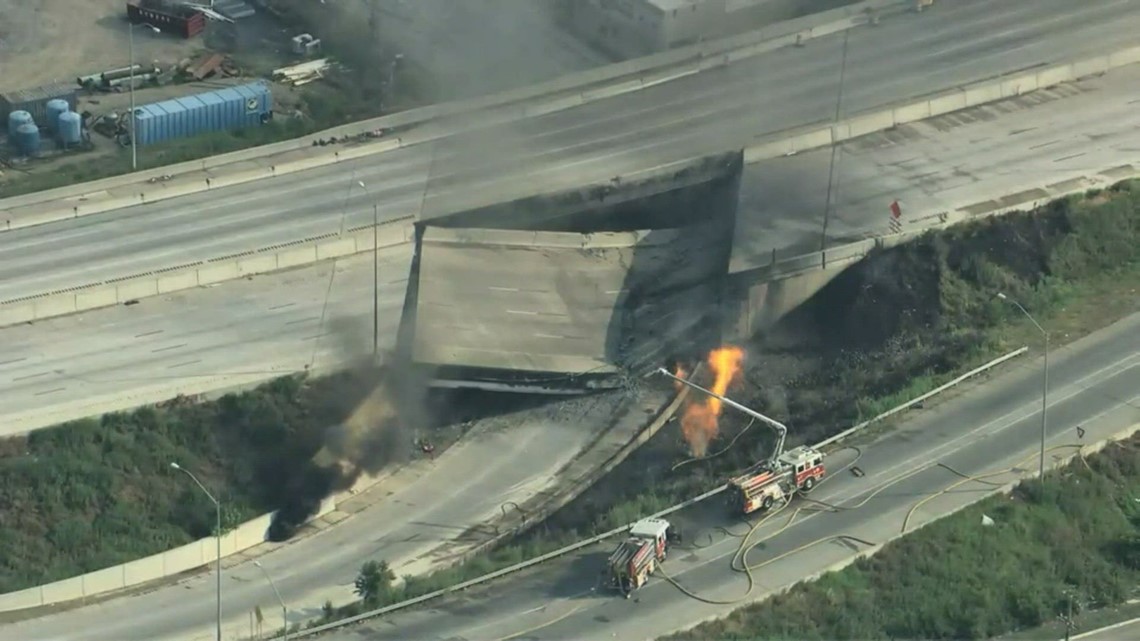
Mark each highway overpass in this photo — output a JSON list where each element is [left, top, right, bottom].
[[0, 0, 1136, 308], [3, 56, 1140, 436]]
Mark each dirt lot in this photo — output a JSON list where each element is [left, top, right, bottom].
[[0, 0, 208, 93]]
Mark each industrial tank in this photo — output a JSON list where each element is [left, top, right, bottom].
[[57, 111, 82, 146], [45, 98, 69, 133], [7, 110, 33, 138], [14, 123, 41, 156]]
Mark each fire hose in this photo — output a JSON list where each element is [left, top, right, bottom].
[[658, 443, 1089, 606]]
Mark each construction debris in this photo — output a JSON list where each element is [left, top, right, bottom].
[[272, 58, 333, 87], [291, 33, 323, 57]]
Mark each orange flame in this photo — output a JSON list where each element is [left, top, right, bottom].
[[679, 346, 745, 457]]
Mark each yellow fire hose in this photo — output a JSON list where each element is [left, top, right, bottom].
[[658, 443, 1088, 606]]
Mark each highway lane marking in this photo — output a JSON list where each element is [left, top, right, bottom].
[[440, 358, 1140, 634], [632, 352, 1140, 591], [167, 360, 203, 370], [33, 387, 65, 396], [134, 329, 164, 338], [12, 371, 50, 381], [827, 355, 1140, 507], [150, 343, 187, 354], [0, 356, 28, 366]]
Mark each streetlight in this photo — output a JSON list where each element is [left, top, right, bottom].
[[171, 462, 222, 641], [355, 180, 380, 362], [997, 292, 1048, 483], [253, 561, 288, 641], [127, 22, 160, 171]]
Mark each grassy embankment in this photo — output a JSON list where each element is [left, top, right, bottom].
[[309, 180, 1140, 626], [0, 367, 478, 594], [663, 433, 1140, 641]]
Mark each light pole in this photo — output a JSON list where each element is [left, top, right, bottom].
[[355, 181, 380, 362], [127, 23, 159, 171], [997, 292, 1048, 483], [253, 561, 288, 641], [171, 462, 222, 641]]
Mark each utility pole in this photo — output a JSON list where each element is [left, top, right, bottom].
[[997, 293, 1048, 485], [127, 23, 159, 171], [356, 181, 380, 361], [171, 463, 222, 641], [129, 24, 137, 171], [820, 29, 851, 253]]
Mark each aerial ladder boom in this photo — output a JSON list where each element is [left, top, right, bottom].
[[655, 367, 787, 467]]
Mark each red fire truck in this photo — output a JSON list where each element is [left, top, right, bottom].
[[727, 445, 825, 515], [605, 518, 676, 598]]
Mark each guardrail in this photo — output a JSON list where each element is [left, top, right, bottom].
[[275, 345, 1029, 639], [0, 217, 414, 328], [0, 0, 907, 232]]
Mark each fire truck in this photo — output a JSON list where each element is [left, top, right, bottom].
[[727, 445, 826, 515], [605, 517, 677, 598], [653, 366, 828, 516]]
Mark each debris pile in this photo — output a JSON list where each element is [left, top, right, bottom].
[[273, 58, 334, 87]]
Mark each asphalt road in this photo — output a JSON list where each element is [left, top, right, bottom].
[[3, 0, 1139, 302], [1071, 617, 1140, 641], [6, 48, 1140, 436], [312, 309, 1140, 641], [733, 61, 1140, 270], [0, 386, 653, 641], [0, 247, 411, 437]]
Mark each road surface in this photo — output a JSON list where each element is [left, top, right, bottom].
[[0, 383, 662, 641], [733, 60, 1140, 269], [2, 0, 1138, 302], [311, 309, 1140, 641], [1070, 617, 1140, 641], [5, 51, 1140, 437]]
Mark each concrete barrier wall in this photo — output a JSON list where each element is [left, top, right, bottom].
[[0, 498, 337, 612], [0, 138, 404, 233], [0, 218, 414, 328], [744, 44, 1140, 163]]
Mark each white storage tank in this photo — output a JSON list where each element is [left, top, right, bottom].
[[57, 111, 82, 146], [14, 122, 41, 156], [7, 110, 33, 139], [45, 98, 69, 133]]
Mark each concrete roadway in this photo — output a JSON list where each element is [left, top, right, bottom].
[[3, 0, 1139, 302], [6, 54, 1140, 436], [1070, 617, 1140, 641], [314, 309, 1140, 641], [0, 247, 411, 437], [733, 59, 1140, 269], [0, 380, 649, 641]]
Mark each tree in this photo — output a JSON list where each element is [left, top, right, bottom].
[[354, 560, 394, 604]]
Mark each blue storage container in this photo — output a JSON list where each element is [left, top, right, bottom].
[[132, 81, 272, 146], [7, 110, 32, 138], [14, 123, 40, 156], [58, 111, 83, 145], [45, 98, 69, 133]]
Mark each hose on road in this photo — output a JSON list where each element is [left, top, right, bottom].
[[660, 442, 1089, 606]]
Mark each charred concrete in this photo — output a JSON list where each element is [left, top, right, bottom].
[[400, 151, 743, 394]]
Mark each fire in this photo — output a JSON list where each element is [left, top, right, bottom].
[[678, 346, 745, 457]]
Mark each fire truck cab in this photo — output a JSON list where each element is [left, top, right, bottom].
[[606, 518, 675, 598], [776, 445, 825, 492], [728, 446, 825, 516]]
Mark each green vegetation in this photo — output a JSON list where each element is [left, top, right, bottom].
[[662, 435, 1140, 641], [313, 181, 1140, 626], [0, 369, 441, 593]]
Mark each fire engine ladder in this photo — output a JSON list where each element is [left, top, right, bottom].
[[656, 367, 788, 467]]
